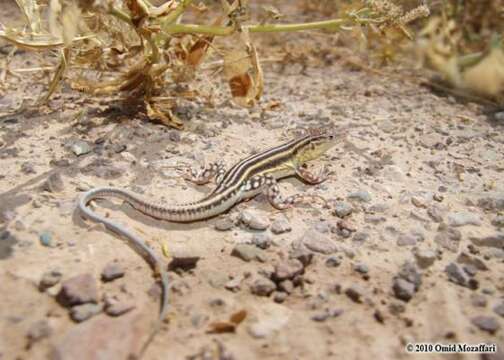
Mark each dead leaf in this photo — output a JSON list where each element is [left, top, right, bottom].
[[207, 309, 247, 334]]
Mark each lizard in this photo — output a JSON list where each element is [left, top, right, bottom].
[[77, 128, 342, 356]]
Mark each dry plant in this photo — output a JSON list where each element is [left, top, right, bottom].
[[0, 0, 430, 128]]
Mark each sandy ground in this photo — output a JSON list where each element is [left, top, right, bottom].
[[1, 1, 504, 360]]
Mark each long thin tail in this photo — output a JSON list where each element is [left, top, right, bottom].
[[78, 187, 169, 357]]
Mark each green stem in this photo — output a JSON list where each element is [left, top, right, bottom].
[[163, 18, 348, 36]]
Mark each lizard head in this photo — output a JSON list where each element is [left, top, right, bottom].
[[294, 129, 339, 164]]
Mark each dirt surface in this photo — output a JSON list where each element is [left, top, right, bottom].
[[1, 2, 504, 360]]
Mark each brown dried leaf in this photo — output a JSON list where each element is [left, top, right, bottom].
[[207, 309, 247, 334], [146, 102, 183, 129], [223, 32, 263, 107], [230, 309, 247, 325]]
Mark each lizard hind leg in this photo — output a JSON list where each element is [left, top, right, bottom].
[[264, 175, 328, 210], [181, 160, 227, 185]]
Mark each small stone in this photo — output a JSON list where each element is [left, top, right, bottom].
[[314, 221, 331, 234], [397, 234, 417, 247], [101, 263, 125, 282], [435, 224, 462, 252], [70, 303, 103, 322], [71, 140, 92, 156], [411, 196, 427, 208], [325, 256, 342, 267], [470, 234, 504, 249], [289, 248, 314, 267], [42, 172, 64, 193], [345, 285, 364, 303], [414, 249, 437, 269], [337, 220, 357, 233], [447, 212, 482, 227], [167, 254, 201, 272], [398, 262, 422, 290], [347, 190, 372, 203], [214, 218, 234, 231], [271, 216, 291, 234], [470, 294, 487, 308], [231, 244, 265, 262], [445, 262, 472, 288], [364, 215, 386, 224], [105, 298, 136, 317], [278, 280, 294, 294], [493, 302, 504, 317], [311, 312, 330, 322], [300, 229, 338, 254], [26, 320, 52, 348], [491, 216, 504, 228], [21, 162, 36, 174], [273, 291, 288, 303], [392, 278, 415, 302], [252, 233, 272, 249], [353, 263, 369, 274], [39, 270, 63, 291], [352, 232, 368, 244], [240, 209, 270, 230], [247, 303, 291, 338], [477, 196, 504, 211], [471, 316, 500, 334], [57, 274, 99, 306], [332, 201, 353, 218], [224, 276, 242, 292], [273, 259, 303, 281], [250, 277, 276, 297], [456, 252, 488, 271], [39, 231, 55, 247], [427, 206, 444, 223]]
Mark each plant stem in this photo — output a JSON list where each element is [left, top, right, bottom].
[[163, 18, 348, 36]]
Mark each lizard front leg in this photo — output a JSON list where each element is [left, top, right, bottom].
[[181, 160, 227, 185], [295, 163, 330, 185]]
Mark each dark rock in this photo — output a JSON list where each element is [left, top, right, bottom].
[[250, 277, 276, 297], [470, 294, 487, 308], [477, 196, 504, 211], [104, 296, 136, 317], [231, 244, 266, 263], [471, 316, 500, 334], [435, 224, 462, 252], [325, 256, 342, 268], [445, 262, 476, 289], [101, 263, 125, 282], [168, 254, 201, 272], [0, 230, 18, 260], [470, 234, 504, 249], [345, 285, 364, 303], [494, 302, 504, 317], [39, 231, 55, 248], [456, 252, 488, 271], [414, 249, 436, 269], [353, 263, 369, 274], [273, 291, 288, 303], [289, 248, 314, 268], [57, 274, 99, 306], [392, 278, 415, 302], [39, 270, 63, 291], [398, 262, 422, 291], [427, 206, 444, 223], [70, 303, 103, 322], [278, 280, 294, 294], [491, 216, 504, 228]]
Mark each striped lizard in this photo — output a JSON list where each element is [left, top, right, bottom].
[[78, 128, 341, 354]]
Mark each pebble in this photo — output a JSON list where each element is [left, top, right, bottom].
[[382, 165, 405, 182], [493, 302, 504, 318], [311, 308, 343, 322], [352, 232, 368, 244], [300, 229, 338, 254], [270, 216, 291, 234], [289, 248, 314, 268], [345, 285, 364, 303], [70, 303, 103, 322], [21, 162, 36, 174], [397, 234, 417, 247], [39, 270, 63, 291], [445, 262, 473, 288], [101, 263, 125, 282], [414, 249, 437, 269], [104, 296, 136, 317], [470, 233, 504, 249], [411, 196, 428, 208], [456, 252, 488, 271], [364, 215, 386, 224], [231, 244, 266, 263], [353, 263, 369, 274], [314, 221, 331, 234], [491, 215, 504, 228], [252, 233, 272, 249], [39, 231, 55, 247], [477, 196, 504, 211], [325, 256, 342, 267], [434, 224, 461, 252], [71, 140, 92, 156], [57, 273, 99, 306], [250, 277, 277, 297], [224, 276, 242, 292], [273, 291, 288, 303], [347, 190, 372, 203], [240, 209, 270, 230], [167, 253, 201, 272], [427, 206, 444, 223], [214, 217, 234, 231], [392, 278, 415, 302], [398, 262, 422, 291], [42, 172, 64, 193], [470, 294, 487, 308], [471, 316, 500, 334], [248, 303, 291, 338], [273, 259, 303, 281], [26, 320, 52, 348], [278, 280, 294, 294], [332, 201, 353, 218], [447, 212, 482, 227]]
